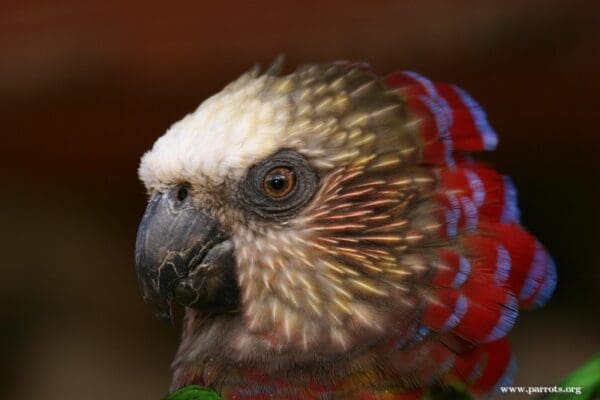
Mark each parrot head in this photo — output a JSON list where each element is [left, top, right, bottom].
[[135, 61, 556, 398], [136, 62, 430, 352]]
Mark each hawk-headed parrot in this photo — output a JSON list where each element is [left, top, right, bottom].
[[135, 61, 556, 399]]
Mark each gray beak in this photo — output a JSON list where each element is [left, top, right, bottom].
[[135, 187, 239, 324]]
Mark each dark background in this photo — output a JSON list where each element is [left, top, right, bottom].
[[1, 1, 598, 399]]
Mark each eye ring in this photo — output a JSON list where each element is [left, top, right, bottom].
[[238, 149, 318, 220], [262, 167, 296, 199]]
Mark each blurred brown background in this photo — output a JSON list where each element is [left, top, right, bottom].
[[1, 1, 599, 399]]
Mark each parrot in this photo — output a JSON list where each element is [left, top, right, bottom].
[[134, 60, 557, 400]]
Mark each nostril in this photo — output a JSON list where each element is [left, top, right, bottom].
[[176, 186, 188, 202]]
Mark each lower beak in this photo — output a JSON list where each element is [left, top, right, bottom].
[[134, 189, 239, 324]]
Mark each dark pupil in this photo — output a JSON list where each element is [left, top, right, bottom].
[[268, 173, 287, 191]]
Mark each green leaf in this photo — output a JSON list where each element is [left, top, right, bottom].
[[424, 384, 473, 400], [542, 353, 600, 400], [163, 385, 222, 400]]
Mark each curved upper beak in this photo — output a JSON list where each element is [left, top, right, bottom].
[[134, 189, 239, 324]]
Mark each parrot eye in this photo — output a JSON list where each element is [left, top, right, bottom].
[[238, 149, 318, 220], [263, 167, 296, 199]]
